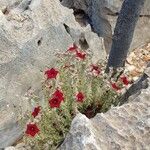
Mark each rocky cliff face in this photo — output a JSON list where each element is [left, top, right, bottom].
[[0, 0, 150, 148]]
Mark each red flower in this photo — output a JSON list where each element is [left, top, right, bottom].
[[49, 97, 62, 108], [53, 89, 64, 101], [45, 68, 59, 79], [91, 65, 101, 75], [76, 51, 86, 60], [49, 89, 64, 108], [32, 106, 41, 118], [120, 76, 129, 85], [25, 123, 40, 137], [67, 44, 78, 52], [111, 83, 121, 91], [76, 92, 85, 102]]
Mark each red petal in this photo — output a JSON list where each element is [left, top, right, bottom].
[[120, 76, 129, 85], [67, 44, 78, 52], [111, 83, 121, 91], [32, 106, 41, 118], [76, 51, 86, 60], [25, 123, 40, 137], [91, 65, 101, 75], [76, 92, 85, 102], [49, 97, 62, 108], [53, 89, 64, 101], [45, 68, 59, 79]]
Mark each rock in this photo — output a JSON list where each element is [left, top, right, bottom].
[[60, 66, 150, 150], [0, 0, 106, 148], [5, 147, 16, 150], [5, 143, 29, 150], [0, 0, 70, 147], [84, 26, 106, 62], [108, 5, 150, 51], [61, 0, 150, 52], [61, 0, 112, 53], [142, 0, 150, 15], [108, 15, 150, 51], [131, 17, 150, 50], [0, 101, 23, 148], [104, 0, 150, 16], [0, 0, 21, 10]]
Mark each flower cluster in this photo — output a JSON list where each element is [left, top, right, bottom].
[[25, 106, 41, 137], [24, 44, 131, 149], [90, 64, 101, 76], [110, 75, 130, 91], [67, 44, 86, 60], [49, 89, 64, 108]]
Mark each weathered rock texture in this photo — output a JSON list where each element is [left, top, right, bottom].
[[61, 0, 150, 52], [0, 0, 150, 148], [0, 0, 106, 148], [104, 0, 150, 16], [60, 66, 150, 150], [0, 101, 23, 148]]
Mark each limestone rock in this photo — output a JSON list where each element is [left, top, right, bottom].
[[0, 102, 23, 148], [104, 0, 150, 16], [0, 0, 21, 10], [0, 0, 71, 147], [5, 147, 16, 150], [108, 14, 150, 51], [60, 67, 150, 150], [107, 2, 150, 52], [61, 0, 112, 53], [5, 143, 28, 150], [61, 0, 150, 52]]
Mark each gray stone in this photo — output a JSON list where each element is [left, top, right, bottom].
[[104, 0, 150, 16], [5, 147, 16, 150], [108, 15, 150, 51], [60, 66, 150, 150], [61, 0, 150, 52], [5, 143, 29, 150], [61, 0, 112, 53], [0, 102, 23, 148], [0, 0, 21, 10]]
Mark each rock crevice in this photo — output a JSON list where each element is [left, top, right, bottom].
[[60, 66, 150, 150]]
